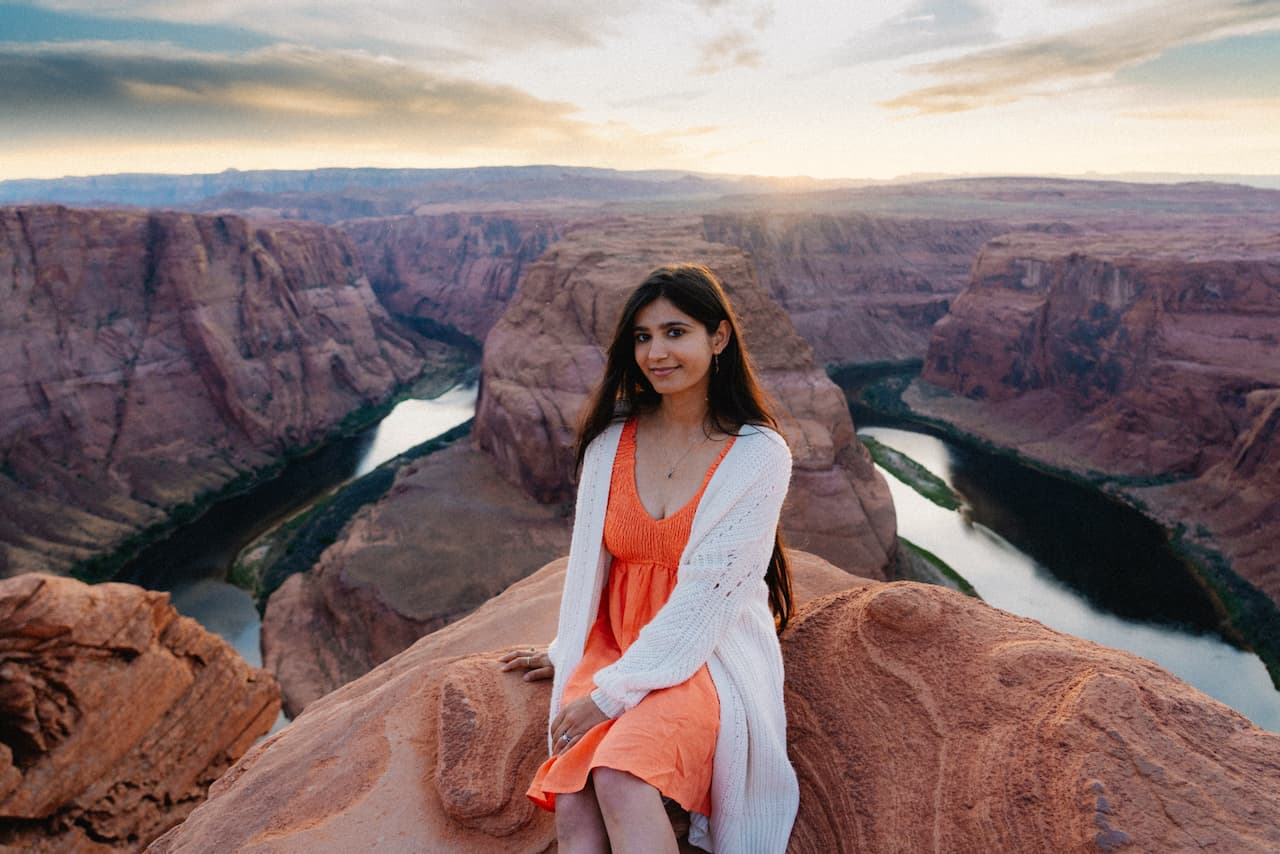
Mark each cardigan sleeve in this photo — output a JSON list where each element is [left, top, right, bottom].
[[588, 431, 791, 718]]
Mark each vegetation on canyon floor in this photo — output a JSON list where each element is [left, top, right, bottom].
[[859, 434, 962, 511]]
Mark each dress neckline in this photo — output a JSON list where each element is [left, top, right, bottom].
[[623, 418, 736, 523]]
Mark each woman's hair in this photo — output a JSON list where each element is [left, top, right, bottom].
[[576, 263, 794, 631]]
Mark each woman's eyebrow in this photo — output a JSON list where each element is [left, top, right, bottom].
[[633, 320, 692, 331]]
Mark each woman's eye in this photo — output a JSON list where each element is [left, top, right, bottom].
[[635, 333, 650, 343], [667, 328, 684, 338]]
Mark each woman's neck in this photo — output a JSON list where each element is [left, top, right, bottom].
[[655, 389, 710, 433]]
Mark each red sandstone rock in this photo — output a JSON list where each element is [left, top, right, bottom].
[[702, 213, 1006, 364], [0, 573, 280, 851], [343, 211, 565, 341], [151, 559, 1280, 852], [260, 442, 574, 717], [148, 551, 866, 852], [473, 215, 897, 576], [915, 228, 1280, 601], [0, 205, 440, 577]]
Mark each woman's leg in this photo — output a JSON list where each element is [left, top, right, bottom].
[[591, 767, 678, 854], [556, 776, 609, 854]]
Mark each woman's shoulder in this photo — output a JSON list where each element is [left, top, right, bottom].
[[733, 422, 790, 453]]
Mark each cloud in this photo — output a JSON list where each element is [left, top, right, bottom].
[[23, 0, 645, 56], [838, 0, 998, 64], [0, 41, 703, 165], [882, 0, 1280, 114], [697, 27, 764, 73]]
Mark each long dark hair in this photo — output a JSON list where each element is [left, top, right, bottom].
[[576, 264, 794, 631]]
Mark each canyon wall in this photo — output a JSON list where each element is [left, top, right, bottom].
[[473, 215, 897, 575], [914, 229, 1280, 601], [0, 573, 279, 852], [702, 213, 1007, 364], [342, 211, 564, 341], [0, 205, 440, 577], [154, 558, 1280, 853]]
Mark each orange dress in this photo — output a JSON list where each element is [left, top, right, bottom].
[[527, 419, 733, 815]]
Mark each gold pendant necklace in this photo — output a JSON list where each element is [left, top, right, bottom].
[[664, 428, 707, 478]]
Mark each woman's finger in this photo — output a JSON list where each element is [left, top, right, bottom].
[[523, 665, 553, 681]]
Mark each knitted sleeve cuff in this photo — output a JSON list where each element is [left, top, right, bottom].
[[589, 686, 627, 719]]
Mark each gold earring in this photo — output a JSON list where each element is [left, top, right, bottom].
[[713, 352, 720, 374]]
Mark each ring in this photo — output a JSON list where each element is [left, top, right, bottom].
[[560, 734, 571, 743]]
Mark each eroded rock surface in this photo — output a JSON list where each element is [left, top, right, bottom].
[[261, 442, 573, 717], [0, 573, 280, 852], [915, 229, 1280, 601], [0, 205, 440, 577], [474, 215, 897, 576], [148, 551, 866, 853], [153, 561, 1280, 853]]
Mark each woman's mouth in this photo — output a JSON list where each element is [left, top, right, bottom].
[[649, 366, 678, 377]]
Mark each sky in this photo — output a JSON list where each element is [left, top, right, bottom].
[[1, 0, 1278, 181]]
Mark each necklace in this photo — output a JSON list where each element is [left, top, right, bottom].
[[662, 425, 708, 479]]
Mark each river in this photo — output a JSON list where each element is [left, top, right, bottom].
[[861, 424, 1280, 732], [120, 383, 477, 667]]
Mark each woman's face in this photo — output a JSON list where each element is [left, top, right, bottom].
[[632, 297, 728, 400]]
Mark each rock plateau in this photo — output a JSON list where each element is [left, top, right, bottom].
[[153, 555, 1280, 853], [0, 573, 279, 852]]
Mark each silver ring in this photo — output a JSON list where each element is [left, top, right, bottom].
[[560, 733, 571, 743]]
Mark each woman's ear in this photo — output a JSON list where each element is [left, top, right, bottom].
[[712, 320, 731, 354]]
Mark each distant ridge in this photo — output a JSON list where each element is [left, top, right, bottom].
[[0, 165, 867, 209], [2, 165, 1275, 210]]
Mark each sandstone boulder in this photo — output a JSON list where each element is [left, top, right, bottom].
[[0, 573, 280, 852], [152, 558, 1280, 852], [474, 215, 897, 576], [0, 205, 441, 577], [914, 228, 1280, 602]]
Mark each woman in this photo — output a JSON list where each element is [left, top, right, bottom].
[[500, 264, 799, 852]]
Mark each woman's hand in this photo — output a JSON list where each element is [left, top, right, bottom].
[[550, 695, 609, 755], [499, 647, 554, 682]]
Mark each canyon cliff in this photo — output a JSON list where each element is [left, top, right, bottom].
[[474, 215, 897, 573], [0, 205, 444, 578], [153, 554, 1280, 853], [702, 213, 1006, 364], [914, 229, 1280, 603], [342, 211, 563, 342], [0, 573, 279, 852]]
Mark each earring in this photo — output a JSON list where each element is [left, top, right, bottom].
[[713, 353, 720, 375]]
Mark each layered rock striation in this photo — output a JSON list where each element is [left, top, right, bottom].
[[343, 211, 564, 343], [914, 229, 1280, 602], [153, 558, 1280, 852], [0, 205, 437, 577], [702, 213, 1007, 364], [474, 215, 897, 575], [0, 573, 280, 852]]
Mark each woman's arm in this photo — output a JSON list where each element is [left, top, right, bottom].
[[588, 431, 791, 717]]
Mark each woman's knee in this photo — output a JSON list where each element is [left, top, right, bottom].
[[591, 767, 660, 814]]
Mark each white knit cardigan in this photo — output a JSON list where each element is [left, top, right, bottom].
[[546, 420, 800, 853]]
